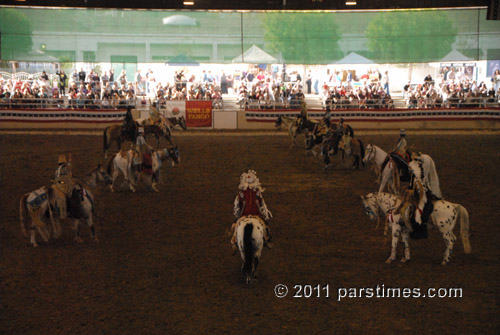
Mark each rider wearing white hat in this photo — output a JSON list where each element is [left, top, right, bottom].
[[230, 170, 273, 252]]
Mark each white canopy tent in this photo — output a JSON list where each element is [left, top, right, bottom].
[[232, 45, 278, 64]]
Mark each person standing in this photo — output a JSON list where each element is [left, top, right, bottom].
[[382, 71, 390, 95], [56, 70, 68, 96], [305, 69, 312, 94]]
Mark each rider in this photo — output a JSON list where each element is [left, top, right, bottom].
[[230, 170, 273, 253], [121, 106, 135, 138], [389, 129, 410, 170], [332, 118, 347, 156], [55, 154, 71, 180], [149, 101, 161, 126], [133, 127, 154, 169]]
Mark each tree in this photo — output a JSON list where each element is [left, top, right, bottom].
[[262, 12, 342, 64], [365, 10, 457, 63], [0, 8, 34, 60]]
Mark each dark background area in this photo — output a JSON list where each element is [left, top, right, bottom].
[[0, 0, 492, 11]]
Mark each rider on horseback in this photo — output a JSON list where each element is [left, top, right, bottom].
[[390, 129, 410, 167], [231, 170, 273, 253], [149, 101, 161, 126], [121, 106, 136, 139], [133, 127, 154, 175]]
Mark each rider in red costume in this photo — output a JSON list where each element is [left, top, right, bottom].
[[230, 170, 273, 252]]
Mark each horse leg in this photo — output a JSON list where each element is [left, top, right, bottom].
[[440, 229, 457, 265], [73, 219, 83, 243], [30, 224, 38, 247], [110, 169, 120, 192], [386, 223, 400, 263], [400, 230, 410, 263], [85, 215, 98, 243], [31, 213, 49, 242]]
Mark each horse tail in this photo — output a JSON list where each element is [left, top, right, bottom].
[[243, 223, 255, 276], [19, 193, 30, 237], [103, 127, 109, 154], [456, 204, 471, 254], [348, 125, 354, 137], [359, 139, 365, 167], [106, 154, 115, 175]]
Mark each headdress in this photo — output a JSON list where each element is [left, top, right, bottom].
[[238, 170, 264, 192]]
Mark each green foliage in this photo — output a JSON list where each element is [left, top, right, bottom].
[[365, 10, 458, 63], [0, 8, 34, 59], [262, 12, 342, 64]]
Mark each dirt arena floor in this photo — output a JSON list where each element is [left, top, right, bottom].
[[0, 131, 499, 335]]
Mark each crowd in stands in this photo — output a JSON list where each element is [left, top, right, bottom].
[[1, 65, 500, 110], [403, 70, 500, 108], [0, 67, 225, 109]]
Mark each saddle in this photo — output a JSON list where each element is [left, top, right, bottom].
[[397, 189, 435, 240], [67, 187, 85, 219], [141, 153, 153, 175], [381, 151, 411, 182]]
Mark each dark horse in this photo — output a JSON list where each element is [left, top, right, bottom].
[[167, 116, 187, 130], [103, 119, 173, 159], [321, 123, 355, 168], [276, 115, 318, 148]]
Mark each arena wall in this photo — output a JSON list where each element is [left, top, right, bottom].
[[1, 107, 499, 130]]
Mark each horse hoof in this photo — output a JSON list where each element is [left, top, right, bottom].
[[92, 237, 99, 243], [74, 236, 83, 243], [32, 243, 39, 248], [400, 257, 408, 263], [385, 258, 394, 264], [441, 261, 448, 266]]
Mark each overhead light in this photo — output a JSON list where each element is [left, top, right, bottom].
[[345, 1, 357, 5], [183, 1, 195, 5]]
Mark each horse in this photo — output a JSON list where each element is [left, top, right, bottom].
[[363, 144, 400, 194], [19, 185, 61, 247], [408, 153, 443, 224], [107, 147, 180, 192], [103, 123, 137, 159], [103, 118, 173, 159], [321, 124, 355, 168], [167, 116, 187, 130], [235, 216, 266, 284], [136, 116, 174, 147], [82, 164, 113, 188], [338, 135, 365, 169], [19, 166, 112, 247], [275, 116, 316, 148], [361, 192, 471, 265], [360, 191, 400, 236]]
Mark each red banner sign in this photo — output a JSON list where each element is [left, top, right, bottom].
[[186, 101, 212, 127]]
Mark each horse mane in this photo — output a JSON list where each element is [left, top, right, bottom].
[[424, 155, 442, 199]]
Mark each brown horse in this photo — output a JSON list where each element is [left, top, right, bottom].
[[103, 120, 173, 158], [338, 135, 365, 169]]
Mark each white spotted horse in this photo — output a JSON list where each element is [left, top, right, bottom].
[[235, 215, 266, 284], [361, 192, 471, 265]]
